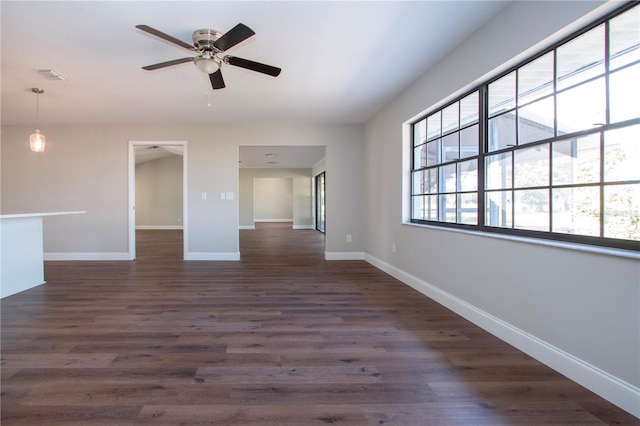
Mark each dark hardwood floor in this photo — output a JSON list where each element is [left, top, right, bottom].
[[1, 223, 637, 425]]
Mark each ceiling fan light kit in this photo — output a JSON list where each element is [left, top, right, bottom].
[[136, 23, 281, 90], [194, 55, 221, 74]]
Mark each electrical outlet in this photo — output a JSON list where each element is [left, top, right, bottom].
[[347, 234, 352, 243], [202, 192, 207, 200], [392, 243, 396, 253]]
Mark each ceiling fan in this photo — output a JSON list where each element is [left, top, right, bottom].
[[136, 23, 281, 90]]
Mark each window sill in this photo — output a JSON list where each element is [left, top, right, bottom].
[[402, 221, 640, 260]]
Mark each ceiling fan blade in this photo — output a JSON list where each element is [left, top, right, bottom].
[[142, 57, 194, 71], [226, 56, 281, 77], [210, 69, 226, 89], [213, 23, 255, 51], [136, 25, 194, 51]]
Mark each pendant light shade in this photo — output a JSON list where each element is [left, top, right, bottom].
[[30, 130, 46, 152], [30, 88, 46, 152]]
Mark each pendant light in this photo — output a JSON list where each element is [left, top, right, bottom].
[[29, 88, 46, 152]]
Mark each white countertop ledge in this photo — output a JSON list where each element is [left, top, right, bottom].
[[0, 211, 87, 219]]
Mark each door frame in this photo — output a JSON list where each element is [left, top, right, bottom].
[[128, 140, 188, 260], [315, 171, 325, 233]]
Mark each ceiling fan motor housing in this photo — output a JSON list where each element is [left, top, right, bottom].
[[192, 29, 222, 52]]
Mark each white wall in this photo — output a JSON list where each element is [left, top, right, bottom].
[[325, 140, 364, 258], [312, 157, 326, 179], [363, 0, 639, 417], [1, 126, 125, 254], [135, 154, 183, 228], [0, 123, 363, 258], [254, 178, 293, 222], [239, 168, 313, 229]]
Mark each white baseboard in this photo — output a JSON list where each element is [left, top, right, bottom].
[[136, 225, 183, 230], [325, 251, 365, 260], [184, 252, 240, 261], [44, 252, 130, 261], [363, 253, 640, 419], [254, 219, 293, 223], [241, 224, 314, 230]]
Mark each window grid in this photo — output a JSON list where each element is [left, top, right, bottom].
[[411, 2, 640, 251], [412, 91, 480, 227]]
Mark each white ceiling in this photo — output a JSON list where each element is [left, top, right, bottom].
[[134, 144, 184, 164], [239, 146, 325, 169], [1, 1, 509, 127]]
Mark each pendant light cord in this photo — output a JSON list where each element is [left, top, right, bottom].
[[32, 88, 44, 131], [36, 92, 40, 130]]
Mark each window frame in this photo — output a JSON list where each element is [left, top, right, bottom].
[[409, 2, 640, 252], [411, 90, 481, 229]]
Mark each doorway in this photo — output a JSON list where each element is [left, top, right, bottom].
[[128, 141, 187, 260], [238, 146, 326, 260]]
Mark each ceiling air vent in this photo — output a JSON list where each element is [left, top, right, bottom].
[[34, 69, 67, 81]]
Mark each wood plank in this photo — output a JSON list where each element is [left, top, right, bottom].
[[0, 405, 140, 425], [1, 353, 117, 369], [136, 404, 368, 425], [194, 365, 382, 385]]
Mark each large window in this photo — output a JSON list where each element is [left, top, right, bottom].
[[411, 3, 640, 251]]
